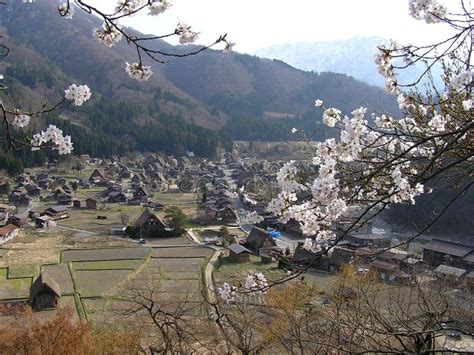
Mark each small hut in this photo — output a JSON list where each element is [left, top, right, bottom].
[[227, 243, 251, 263], [30, 273, 61, 311], [85, 197, 98, 210]]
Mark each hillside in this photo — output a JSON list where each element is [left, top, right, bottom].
[[0, 0, 400, 164]]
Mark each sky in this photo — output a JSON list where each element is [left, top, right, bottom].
[[89, 0, 456, 53]]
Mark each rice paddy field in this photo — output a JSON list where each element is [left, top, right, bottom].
[[0, 268, 31, 300], [0, 229, 215, 326], [62, 247, 149, 262]]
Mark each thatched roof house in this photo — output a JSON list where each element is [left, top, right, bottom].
[[30, 273, 61, 311]]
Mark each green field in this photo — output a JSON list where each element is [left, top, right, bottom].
[[8, 264, 38, 279], [0, 268, 32, 300]]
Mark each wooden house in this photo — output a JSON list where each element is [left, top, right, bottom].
[[422, 239, 474, 269], [30, 274, 61, 311], [44, 206, 69, 220], [0, 224, 19, 244], [434, 264, 467, 281], [57, 194, 72, 206], [8, 190, 30, 206], [133, 186, 148, 199], [227, 243, 251, 263], [85, 197, 99, 210], [346, 233, 391, 249], [89, 169, 107, 185], [36, 215, 52, 228], [35, 172, 49, 182], [119, 167, 132, 179], [133, 208, 168, 236], [38, 179, 50, 190], [282, 219, 306, 238], [17, 174, 28, 184], [219, 206, 238, 224], [369, 259, 399, 282], [9, 213, 29, 228], [108, 190, 127, 203], [245, 227, 277, 252], [26, 184, 41, 197]]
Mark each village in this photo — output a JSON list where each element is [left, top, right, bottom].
[[0, 149, 473, 348]]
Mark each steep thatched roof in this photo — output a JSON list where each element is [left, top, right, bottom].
[[30, 273, 61, 298], [133, 208, 168, 229]]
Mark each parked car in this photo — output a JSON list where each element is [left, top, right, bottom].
[[139, 238, 147, 244]]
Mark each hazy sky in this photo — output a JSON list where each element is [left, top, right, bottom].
[[89, 0, 455, 53]]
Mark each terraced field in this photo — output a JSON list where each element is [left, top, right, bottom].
[[72, 259, 145, 270], [74, 269, 136, 297], [8, 264, 38, 279], [62, 247, 149, 262], [0, 268, 31, 300], [151, 246, 212, 258], [0, 230, 216, 330]]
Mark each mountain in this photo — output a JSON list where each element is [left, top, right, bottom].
[[255, 37, 443, 88], [0, 0, 400, 167], [164, 52, 400, 141]]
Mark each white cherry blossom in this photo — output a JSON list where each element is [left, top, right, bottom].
[[125, 62, 153, 81], [9, 114, 31, 128], [148, 0, 172, 16], [30, 125, 74, 155], [314, 99, 323, 107], [322, 108, 341, 127], [409, 0, 447, 23], [218, 282, 237, 303], [64, 84, 91, 106], [179, 31, 199, 45], [115, 0, 145, 15], [93, 22, 123, 48]]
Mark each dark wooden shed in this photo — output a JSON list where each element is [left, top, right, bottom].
[[30, 274, 61, 311], [227, 243, 252, 263]]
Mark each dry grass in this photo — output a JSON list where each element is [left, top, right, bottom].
[[62, 247, 149, 262], [151, 246, 212, 258]]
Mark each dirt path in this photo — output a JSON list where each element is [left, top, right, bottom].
[[204, 249, 223, 319]]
